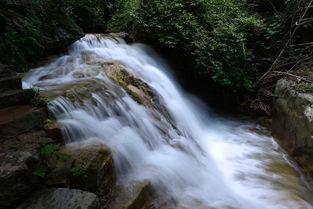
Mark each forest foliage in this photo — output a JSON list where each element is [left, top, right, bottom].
[[0, 0, 115, 71], [109, 0, 261, 89], [109, 0, 313, 91]]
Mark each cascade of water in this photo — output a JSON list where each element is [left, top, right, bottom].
[[23, 34, 313, 209]]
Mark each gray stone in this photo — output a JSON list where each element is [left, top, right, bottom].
[[17, 188, 100, 209], [105, 180, 152, 209]]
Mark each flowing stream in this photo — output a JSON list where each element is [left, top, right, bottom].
[[23, 34, 313, 209]]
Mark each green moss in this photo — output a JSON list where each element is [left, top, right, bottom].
[[69, 167, 88, 180], [294, 83, 313, 92], [44, 119, 53, 124]]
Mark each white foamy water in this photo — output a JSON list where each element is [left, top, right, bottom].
[[23, 34, 313, 209]]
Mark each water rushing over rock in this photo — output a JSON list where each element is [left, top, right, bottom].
[[23, 34, 313, 209]]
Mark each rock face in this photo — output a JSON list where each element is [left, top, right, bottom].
[[0, 150, 39, 208], [0, 130, 52, 208], [70, 0, 118, 33], [17, 188, 101, 209], [272, 78, 313, 181]]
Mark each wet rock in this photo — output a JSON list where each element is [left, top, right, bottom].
[[272, 78, 313, 182], [45, 142, 115, 202], [103, 61, 180, 138], [104, 62, 154, 106], [17, 188, 100, 209], [105, 180, 153, 209]]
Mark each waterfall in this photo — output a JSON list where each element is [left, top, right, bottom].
[[23, 34, 313, 209]]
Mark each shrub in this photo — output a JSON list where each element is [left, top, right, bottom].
[[37, 143, 58, 158], [23, 88, 48, 107]]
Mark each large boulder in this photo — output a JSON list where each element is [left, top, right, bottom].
[[17, 188, 100, 209], [272, 78, 313, 182], [45, 142, 115, 204]]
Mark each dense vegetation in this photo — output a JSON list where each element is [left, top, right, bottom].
[[0, 0, 116, 71], [1, 0, 312, 111], [109, 0, 261, 89], [108, 0, 313, 94]]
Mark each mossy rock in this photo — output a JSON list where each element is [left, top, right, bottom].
[[45, 142, 115, 202]]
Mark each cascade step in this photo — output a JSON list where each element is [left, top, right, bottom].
[[0, 89, 26, 109], [0, 76, 22, 92], [0, 105, 46, 141]]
